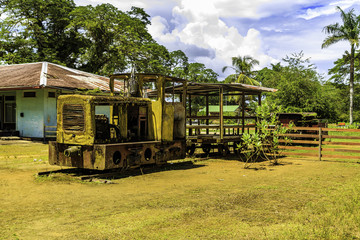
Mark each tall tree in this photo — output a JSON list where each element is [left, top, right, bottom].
[[322, 6, 360, 124], [222, 55, 260, 115], [0, 0, 81, 66], [69, 4, 161, 75], [186, 63, 218, 83], [135, 43, 171, 74], [177, 62, 219, 115], [0, 2, 171, 75], [168, 50, 189, 78], [69, 5, 171, 75], [222, 55, 260, 85], [257, 52, 340, 120]]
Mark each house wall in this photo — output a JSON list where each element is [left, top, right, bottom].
[[15, 89, 111, 138], [16, 89, 45, 138], [43, 89, 58, 129]]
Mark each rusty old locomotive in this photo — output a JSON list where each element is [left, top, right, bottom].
[[49, 73, 187, 170]]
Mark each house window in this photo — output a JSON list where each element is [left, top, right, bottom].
[[48, 92, 56, 98], [5, 96, 15, 101], [24, 92, 36, 98]]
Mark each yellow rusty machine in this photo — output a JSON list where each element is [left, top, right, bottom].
[[49, 73, 187, 170]]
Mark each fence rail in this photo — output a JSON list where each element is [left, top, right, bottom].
[[279, 127, 360, 161]]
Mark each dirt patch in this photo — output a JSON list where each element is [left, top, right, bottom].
[[0, 139, 44, 145]]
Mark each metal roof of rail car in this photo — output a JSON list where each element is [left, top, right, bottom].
[[148, 82, 277, 97]]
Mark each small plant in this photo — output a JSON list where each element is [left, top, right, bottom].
[[237, 102, 292, 168], [347, 122, 360, 129]]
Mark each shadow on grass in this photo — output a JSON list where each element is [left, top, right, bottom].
[[38, 161, 206, 181]]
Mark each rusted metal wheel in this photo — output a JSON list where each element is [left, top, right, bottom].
[[186, 144, 196, 156], [201, 144, 211, 155], [218, 144, 230, 157]]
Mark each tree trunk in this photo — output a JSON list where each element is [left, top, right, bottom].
[[349, 45, 355, 125]]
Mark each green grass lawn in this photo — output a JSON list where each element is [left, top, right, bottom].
[[1, 142, 360, 239]]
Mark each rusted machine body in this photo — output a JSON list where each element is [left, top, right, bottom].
[[49, 74, 187, 170]]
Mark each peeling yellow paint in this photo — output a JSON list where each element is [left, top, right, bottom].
[[50, 73, 187, 170]]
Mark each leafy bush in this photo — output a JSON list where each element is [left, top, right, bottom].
[[237, 102, 292, 168]]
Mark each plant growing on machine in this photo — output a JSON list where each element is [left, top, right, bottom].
[[237, 102, 292, 168]]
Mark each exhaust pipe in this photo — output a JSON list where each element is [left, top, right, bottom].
[[64, 146, 81, 157]]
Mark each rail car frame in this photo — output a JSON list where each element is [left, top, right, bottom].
[[151, 82, 277, 156]]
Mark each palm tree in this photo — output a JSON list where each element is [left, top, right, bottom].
[[270, 62, 282, 72], [223, 56, 260, 123], [222, 55, 260, 85], [322, 6, 360, 124]]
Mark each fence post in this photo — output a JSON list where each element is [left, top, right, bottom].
[[318, 127, 322, 161]]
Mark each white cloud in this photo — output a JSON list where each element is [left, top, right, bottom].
[[148, 16, 178, 43], [149, 0, 276, 79], [193, 0, 324, 19], [75, 0, 360, 79], [260, 27, 283, 33], [298, 0, 360, 20], [74, 0, 176, 12]]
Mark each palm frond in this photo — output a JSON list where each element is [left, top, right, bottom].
[[322, 6, 360, 49], [222, 66, 229, 73], [322, 23, 341, 34], [236, 74, 260, 86], [322, 35, 343, 48]]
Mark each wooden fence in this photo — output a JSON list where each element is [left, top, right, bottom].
[[279, 127, 360, 161]]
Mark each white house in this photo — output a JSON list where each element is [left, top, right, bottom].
[[0, 62, 123, 138]]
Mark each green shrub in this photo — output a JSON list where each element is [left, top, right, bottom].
[[238, 102, 292, 168]]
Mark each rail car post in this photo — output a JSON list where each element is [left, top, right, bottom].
[[219, 87, 224, 141], [166, 82, 277, 156]]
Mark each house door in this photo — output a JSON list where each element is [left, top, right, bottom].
[[0, 96, 3, 130], [0, 95, 16, 130]]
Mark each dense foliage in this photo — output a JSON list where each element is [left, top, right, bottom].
[[0, 0, 80, 65], [0, 0, 185, 76], [256, 51, 358, 122], [0, 1, 359, 123]]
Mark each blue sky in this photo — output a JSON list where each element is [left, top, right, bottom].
[[74, 0, 360, 80]]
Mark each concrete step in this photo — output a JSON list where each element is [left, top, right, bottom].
[[0, 130, 20, 137]]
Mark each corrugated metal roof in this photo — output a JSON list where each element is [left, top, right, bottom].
[[149, 82, 277, 97], [0, 62, 124, 92], [183, 82, 277, 95]]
